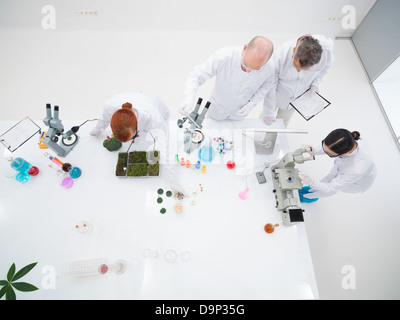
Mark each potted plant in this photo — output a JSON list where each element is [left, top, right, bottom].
[[0, 262, 39, 300]]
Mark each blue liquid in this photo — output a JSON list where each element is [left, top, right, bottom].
[[15, 172, 30, 183], [11, 157, 32, 173], [70, 167, 82, 179], [198, 146, 215, 163]]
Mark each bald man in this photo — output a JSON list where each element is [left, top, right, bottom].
[[179, 36, 275, 120]]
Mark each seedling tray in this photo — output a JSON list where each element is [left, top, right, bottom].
[[116, 151, 160, 178]]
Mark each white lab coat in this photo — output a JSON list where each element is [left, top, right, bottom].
[[94, 91, 176, 182], [182, 46, 275, 120], [304, 140, 377, 198], [95, 91, 170, 136], [263, 35, 334, 118]]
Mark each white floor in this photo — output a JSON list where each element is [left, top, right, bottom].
[[1, 28, 400, 299]]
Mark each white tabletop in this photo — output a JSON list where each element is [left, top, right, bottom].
[[0, 118, 318, 300]]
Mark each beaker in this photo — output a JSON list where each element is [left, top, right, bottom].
[[28, 166, 39, 176], [264, 223, 279, 234], [226, 160, 235, 169]]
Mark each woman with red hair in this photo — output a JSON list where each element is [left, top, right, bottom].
[[91, 91, 184, 194], [90, 91, 169, 142]]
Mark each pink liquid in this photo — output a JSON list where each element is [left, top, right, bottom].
[[238, 188, 249, 200]]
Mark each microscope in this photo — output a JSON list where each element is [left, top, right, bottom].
[[177, 98, 211, 154], [271, 147, 315, 226], [42, 104, 79, 157]]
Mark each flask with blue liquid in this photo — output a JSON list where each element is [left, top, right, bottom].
[[10, 157, 32, 183]]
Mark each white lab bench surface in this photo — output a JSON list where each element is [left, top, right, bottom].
[[0, 118, 318, 300]]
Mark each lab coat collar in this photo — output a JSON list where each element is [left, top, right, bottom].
[[132, 107, 140, 131], [339, 143, 359, 159]]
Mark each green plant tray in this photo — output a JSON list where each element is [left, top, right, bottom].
[[116, 151, 160, 178]]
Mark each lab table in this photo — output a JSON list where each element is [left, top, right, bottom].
[[0, 118, 318, 300]]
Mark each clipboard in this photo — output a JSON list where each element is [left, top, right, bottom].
[[290, 88, 331, 121], [0, 117, 41, 152]]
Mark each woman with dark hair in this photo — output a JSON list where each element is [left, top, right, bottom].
[[299, 128, 377, 199]]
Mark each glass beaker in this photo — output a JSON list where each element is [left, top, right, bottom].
[[264, 223, 279, 234]]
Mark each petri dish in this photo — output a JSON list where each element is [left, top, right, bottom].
[[164, 250, 177, 263], [60, 176, 74, 188], [180, 250, 191, 262], [70, 167, 81, 179]]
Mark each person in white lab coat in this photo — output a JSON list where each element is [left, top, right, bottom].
[[179, 36, 275, 120], [299, 129, 377, 199], [262, 34, 334, 126], [90, 91, 170, 142], [90, 91, 184, 194]]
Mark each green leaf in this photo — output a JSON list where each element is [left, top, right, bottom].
[[7, 264, 15, 282], [5, 285, 16, 300], [11, 262, 37, 282], [12, 282, 39, 292], [0, 285, 7, 299], [0, 280, 9, 286]]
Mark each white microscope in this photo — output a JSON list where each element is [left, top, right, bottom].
[[271, 147, 315, 226], [42, 104, 79, 157], [177, 98, 210, 154]]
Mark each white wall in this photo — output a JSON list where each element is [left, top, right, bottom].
[[373, 56, 400, 145], [0, 0, 375, 36], [2, 0, 400, 300]]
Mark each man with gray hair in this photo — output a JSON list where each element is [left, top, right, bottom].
[[179, 36, 275, 120], [262, 34, 334, 126]]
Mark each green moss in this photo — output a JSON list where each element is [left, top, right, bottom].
[[148, 163, 159, 176], [127, 163, 148, 177], [116, 166, 126, 176], [116, 151, 160, 177], [129, 151, 147, 164]]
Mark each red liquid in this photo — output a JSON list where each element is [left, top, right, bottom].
[[226, 161, 235, 169], [28, 166, 39, 176], [99, 264, 108, 274]]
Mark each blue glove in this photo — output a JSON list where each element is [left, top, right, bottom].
[[298, 186, 319, 203]]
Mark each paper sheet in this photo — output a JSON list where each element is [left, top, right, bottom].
[[290, 89, 331, 120], [0, 117, 41, 152]]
